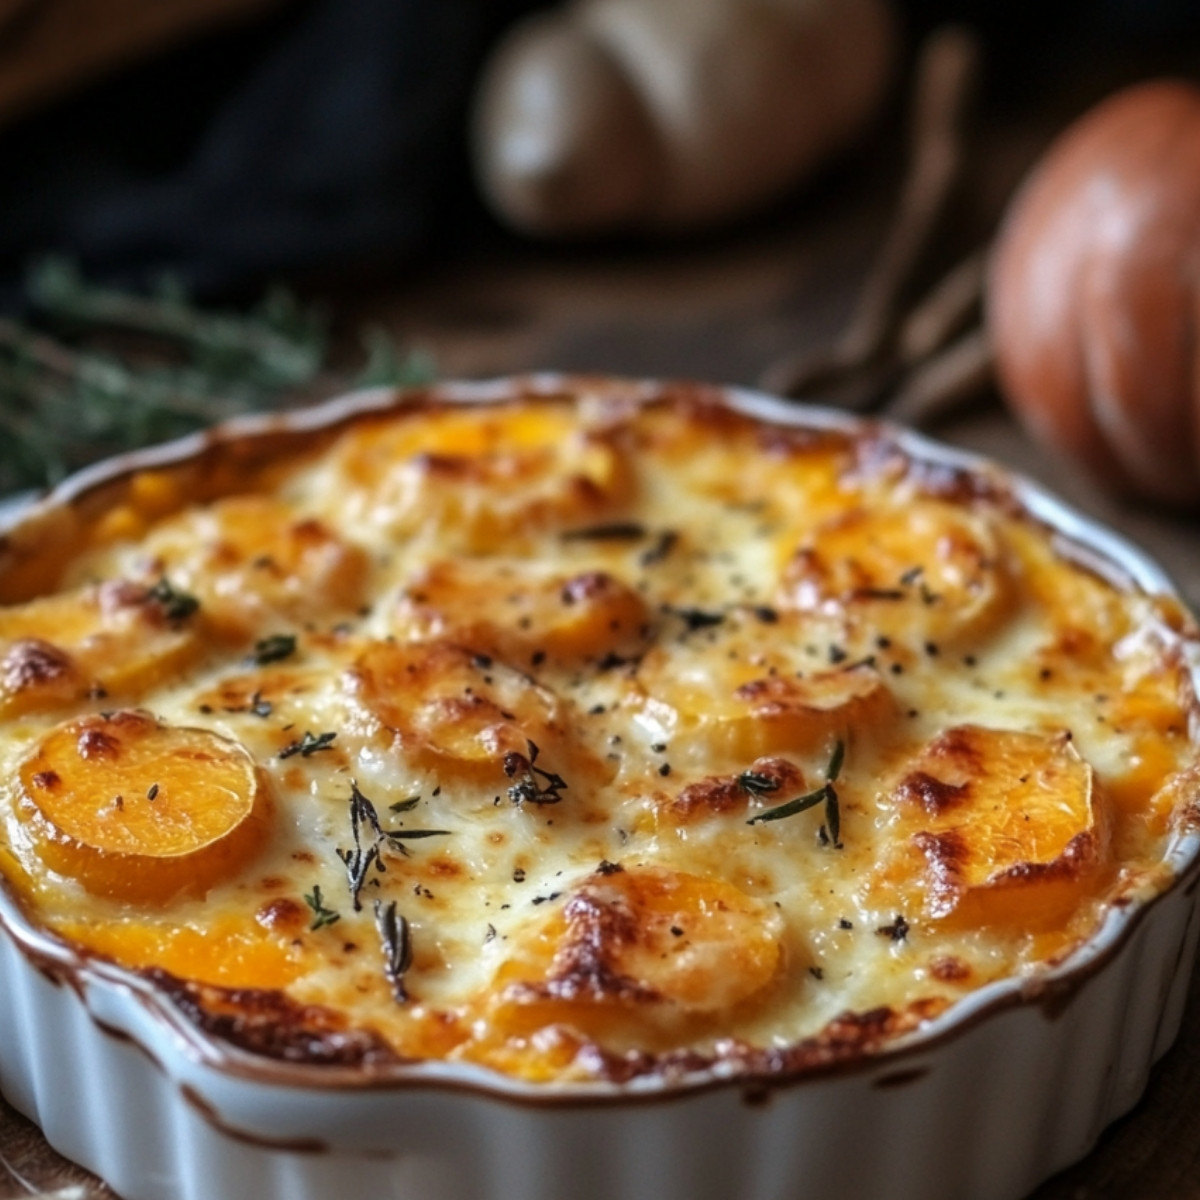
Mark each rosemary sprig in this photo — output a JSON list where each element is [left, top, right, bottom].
[[0, 257, 435, 494]]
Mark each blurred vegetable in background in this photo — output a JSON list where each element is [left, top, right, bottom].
[[471, 0, 897, 237], [0, 0, 1196, 300], [987, 80, 1200, 508]]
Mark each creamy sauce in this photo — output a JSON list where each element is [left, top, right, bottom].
[[0, 388, 1194, 1083]]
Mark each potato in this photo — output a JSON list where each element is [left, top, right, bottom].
[[472, 0, 897, 235]]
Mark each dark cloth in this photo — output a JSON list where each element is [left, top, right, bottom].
[[0, 0, 1193, 302], [0, 0, 539, 300]]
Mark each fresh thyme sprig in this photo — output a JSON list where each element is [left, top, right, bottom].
[[303, 884, 341, 931], [0, 257, 435, 494], [337, 781, 451, 910], [746, 740, 845, 846]]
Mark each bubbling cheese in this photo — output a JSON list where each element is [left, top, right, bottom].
[[0, 381, 1196, 1084]]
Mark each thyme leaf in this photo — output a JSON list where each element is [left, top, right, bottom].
[[147, 577, 200, 622], [278, 730, 337, 759], [561, 522, 647, 541], [303, 885, 341, 931], [876, 914, 909, 942], [737, 770, 782, 797], [374, 899, 412, 1003], [745, 783, 829, 824], [664, 604, 726, 632], [639, 529, 678, 567], [252, 633, 297, 665], [827, 738, 845, 783], [825, 785, 842, 847], [503, 740, 568, 805]]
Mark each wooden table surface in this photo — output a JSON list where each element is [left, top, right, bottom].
[[4, 49, 1200, 1197]]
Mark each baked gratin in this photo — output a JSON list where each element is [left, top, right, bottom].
[[0, 377, 1196, 1088]]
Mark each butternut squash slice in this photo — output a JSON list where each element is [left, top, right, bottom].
[[475, 865, 784, 1068], [779, 499, 1014, 648], [0, 580, 203, 716], [347, 638, 613, 791], [15, 710, 269, 903], [892, 724, 1108, 928], [136, 496, 369, 641], [328, 405, 637, 548], [396, 559, 652, 668], [633, 639, 895, 771]]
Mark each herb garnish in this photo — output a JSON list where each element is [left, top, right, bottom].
[[147, 578, 200, 622], [736, 770, 781, 797], [639, 530, 678, 566], [0, 256, 434, 493], [278, 730, 337, 759], [504, 740, 568, 805], [876, 914, 909, 942], [374, 899, 412, 1003], [303, 884, 341, 930], [252, 633, 297, 665], [561, 522, 647, 541], [665, 604, 725, 632], [746, 740, 845, 846], [337, 781, 450, 909]]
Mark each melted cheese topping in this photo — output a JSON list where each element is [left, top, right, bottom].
[[0, 385, 1197, 1083]]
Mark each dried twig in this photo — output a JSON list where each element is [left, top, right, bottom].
[[886, 325, 994, 426], [895, 246, 987, 366], [761, 25, 983, 412]]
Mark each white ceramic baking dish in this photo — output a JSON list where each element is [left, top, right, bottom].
[[0, 377, 1196, 1200]]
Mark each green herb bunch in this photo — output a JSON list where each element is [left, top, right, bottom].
[[0, 258, 434, 494]]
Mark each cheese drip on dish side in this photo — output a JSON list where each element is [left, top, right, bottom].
[[0, 388, 1194, 1084]]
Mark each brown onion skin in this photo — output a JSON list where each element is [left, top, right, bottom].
[[988, 80, 1200, 507]]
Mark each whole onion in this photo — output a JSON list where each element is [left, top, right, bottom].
[[987, 79, 1200, 507]]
